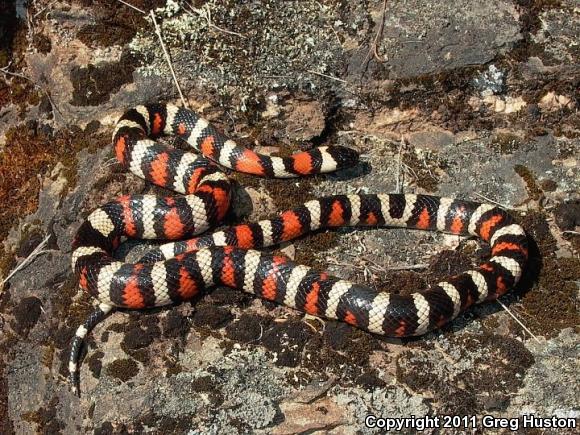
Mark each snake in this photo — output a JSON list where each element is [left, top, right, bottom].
[[69, 103, 528, 395]]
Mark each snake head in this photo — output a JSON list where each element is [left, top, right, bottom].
[[325, 146, 359, 170]]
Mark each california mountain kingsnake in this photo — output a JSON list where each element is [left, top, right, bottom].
[[69, 104, 528, 395]]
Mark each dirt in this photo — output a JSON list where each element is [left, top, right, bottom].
[[0, 0, 578, 433]]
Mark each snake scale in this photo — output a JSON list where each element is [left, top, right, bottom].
[[69, 104, 528, 395]]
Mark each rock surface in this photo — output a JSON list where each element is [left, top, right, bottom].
[[0, 0, 578, 433]]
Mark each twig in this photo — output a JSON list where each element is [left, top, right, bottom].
[[325, 258, 356, 269], [2, 235, 51, 287], [328, 24, 342, 45], [115, 2, 187, 106], [306, 69, 347, 84], [373, 0, 389, 61], [434, 342, 457, 364], [362, 0, 389, 74], [0, 65, 31, 82], [149, 10, 188, 108], [496, 299, 541, 344], [387, 263, 429, 271], [117, 0, 146, 14], [563, 230, 580, 236], [33, 0, 58, 18], [102, 157, 120, 169], [260, 74, 290, 79], [473, 192, 513, 210], [302, 314, 324, 333], [395, 136, 404, 193], [183, 2, 245, 38], [0, 64, 66, 123], [401, 162, 419, 183], [25, 3, 36, 52], [309, 0, 325, 9]]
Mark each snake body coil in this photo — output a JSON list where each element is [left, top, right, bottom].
[[69, 104, 528, 395]]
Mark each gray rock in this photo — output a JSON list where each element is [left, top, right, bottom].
[[348, 0, 522, 80]]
